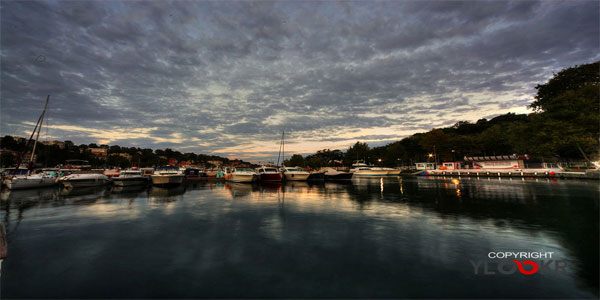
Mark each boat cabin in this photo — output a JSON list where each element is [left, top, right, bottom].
[[140, 168, 154, 176], [463, 154, 529, 169], [415, 162, 436, 170], [439, 162, 462, 170]]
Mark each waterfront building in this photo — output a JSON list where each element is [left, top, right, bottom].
[[463, 154, 529, 169]]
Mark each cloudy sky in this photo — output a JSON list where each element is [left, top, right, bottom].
[[1, 0, 598, 162]]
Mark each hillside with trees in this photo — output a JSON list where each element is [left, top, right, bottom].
[[0, 137, 254, 169], [284, 61, 599, 168]]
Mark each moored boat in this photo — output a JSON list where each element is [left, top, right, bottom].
[[112, 170, 148, 187], [307, 171, 325, 181], [151, 166, 185, 187], [322, 167, 354, 180], [57, 173, 110, 188], [4, 172, 57, 190], [184, 168, 207, 180], [350, 161, 390, 177], [280, 166, 310, 181], [225, 168, 258, 183], [256, 166, 283, 182]]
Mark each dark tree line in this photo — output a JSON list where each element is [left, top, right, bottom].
[[0, 137, 253, 169]]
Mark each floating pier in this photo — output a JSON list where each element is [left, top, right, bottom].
[[418, 169, 598, 180]]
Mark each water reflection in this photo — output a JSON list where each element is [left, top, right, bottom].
[[0, 177, 597, 298]]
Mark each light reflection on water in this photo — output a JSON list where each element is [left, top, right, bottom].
[[0, 177, 598, 299]]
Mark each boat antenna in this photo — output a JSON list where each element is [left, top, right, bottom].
[[12, 95, 50, 176]]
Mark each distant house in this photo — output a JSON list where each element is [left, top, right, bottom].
[[42, 140, 65, 149], [111, 153, 132, 161], [208, 160, 222, 167], [89, 147, 108, 157]]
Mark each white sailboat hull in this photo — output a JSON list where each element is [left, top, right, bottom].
[[5, 176, 57, 190]]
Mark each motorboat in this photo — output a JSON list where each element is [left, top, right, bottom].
[[307, 170, 325, 181], [280, 166, 310, 181], [349, 161, 390, 176], [183, 168, 207, 180], [383, 168, 402, 176], [225, 168, 258, 183], [256, 166, 283, 182], [151, 166, 185, 187], [321, 167, 354, 180], [57, 173, 110, 188], [112, 170, 148, 187]]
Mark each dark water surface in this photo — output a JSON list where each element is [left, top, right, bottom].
[[1, 177, 598, 299]]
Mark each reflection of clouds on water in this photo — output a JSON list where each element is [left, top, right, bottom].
[[1, 178, 597, 298]]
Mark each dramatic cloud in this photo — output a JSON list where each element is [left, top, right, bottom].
[[1, 0, 598, 161]]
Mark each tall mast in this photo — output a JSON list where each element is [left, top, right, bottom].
[[12, 95, 50, 175], [29, 95, 50, 167], [276, 130, 284, 167]]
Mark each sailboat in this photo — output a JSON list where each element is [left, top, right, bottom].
[[276, 131, 310, 181], [3, 95, 58, 190]]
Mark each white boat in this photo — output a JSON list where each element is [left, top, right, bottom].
[[280, 166, 310, 181], [57, 173, 110, 188], [225, 168, 258, 183], [4, 96, 57, 190], [256, 166, 283, 182], [383, 168, 402, 176], [349, 161, 390, 176], [151, 166, 185, 187], [112, 170, 148, 187], [4, 173, 57, 190], [321, 167, 353, 180]]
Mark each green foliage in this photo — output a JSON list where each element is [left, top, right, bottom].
[[530, 61, 599, 112], [0, 152, 15, 167], [283, 154, 306, 167], [297, 61, 599, 165], [343, 142, 370, 165]]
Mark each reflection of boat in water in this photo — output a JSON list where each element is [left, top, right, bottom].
[[149, 185, 186, 198], [0, 186, 57, 209], [58, 186, 107, 204], [224, 182, 259, 197], [111, 184, 147, 194], [259, 182, 283, 192]]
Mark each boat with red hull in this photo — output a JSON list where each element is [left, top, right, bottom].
[[256, 166, 282, 182]]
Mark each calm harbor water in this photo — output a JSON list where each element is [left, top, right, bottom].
[[1, 177, 598, 299]]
